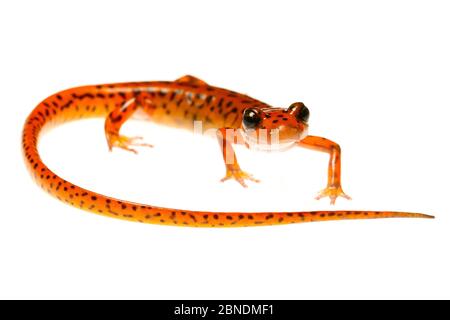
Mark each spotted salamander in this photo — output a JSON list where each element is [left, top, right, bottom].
[[22, 75, 433, 227]]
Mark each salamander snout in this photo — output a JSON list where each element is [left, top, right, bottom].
[[241, 102, 309, 151]]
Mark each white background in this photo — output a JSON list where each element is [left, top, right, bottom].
[[1, 0, 449, 299]]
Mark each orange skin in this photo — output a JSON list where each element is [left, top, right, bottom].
[[22, 75, 433, 227]]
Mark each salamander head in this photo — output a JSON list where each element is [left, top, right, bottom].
[[241, 102, 309, 151]]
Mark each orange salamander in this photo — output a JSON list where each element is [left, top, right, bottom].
[[22, 75, 433, 227]]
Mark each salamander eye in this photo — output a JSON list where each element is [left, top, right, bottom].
[[296, 105, 309, 123], [242, 108, 262, 129], [288, 102, 310, 123]]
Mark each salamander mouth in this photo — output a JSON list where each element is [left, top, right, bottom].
[[246, 139, 298, 151], [242, 126, 306, 152]]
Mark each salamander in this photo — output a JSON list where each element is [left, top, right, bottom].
[[21, 75, 433, 227]]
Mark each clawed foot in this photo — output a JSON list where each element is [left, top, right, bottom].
[[108, 135, 153, 154], [220, 166, 260, 188], [315, 185, 351, 205]]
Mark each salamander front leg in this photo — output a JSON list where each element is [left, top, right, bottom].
[[105, 98, 153, 154], [299, 135, 351, 204], [217, 128, 259, 188]]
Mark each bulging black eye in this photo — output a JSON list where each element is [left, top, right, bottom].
[[288, 102, 310, 123], [297, 105, 309, 123], [242, 108, 262, 129]]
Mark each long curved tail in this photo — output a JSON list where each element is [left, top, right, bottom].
[[22, 84, 434, 227]]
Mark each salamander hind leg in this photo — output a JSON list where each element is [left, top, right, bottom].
[[107, 136, 152, 154], [217, 128, 260, 188], [105, 97, 153, 154], [175, 75, 208, 86]]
